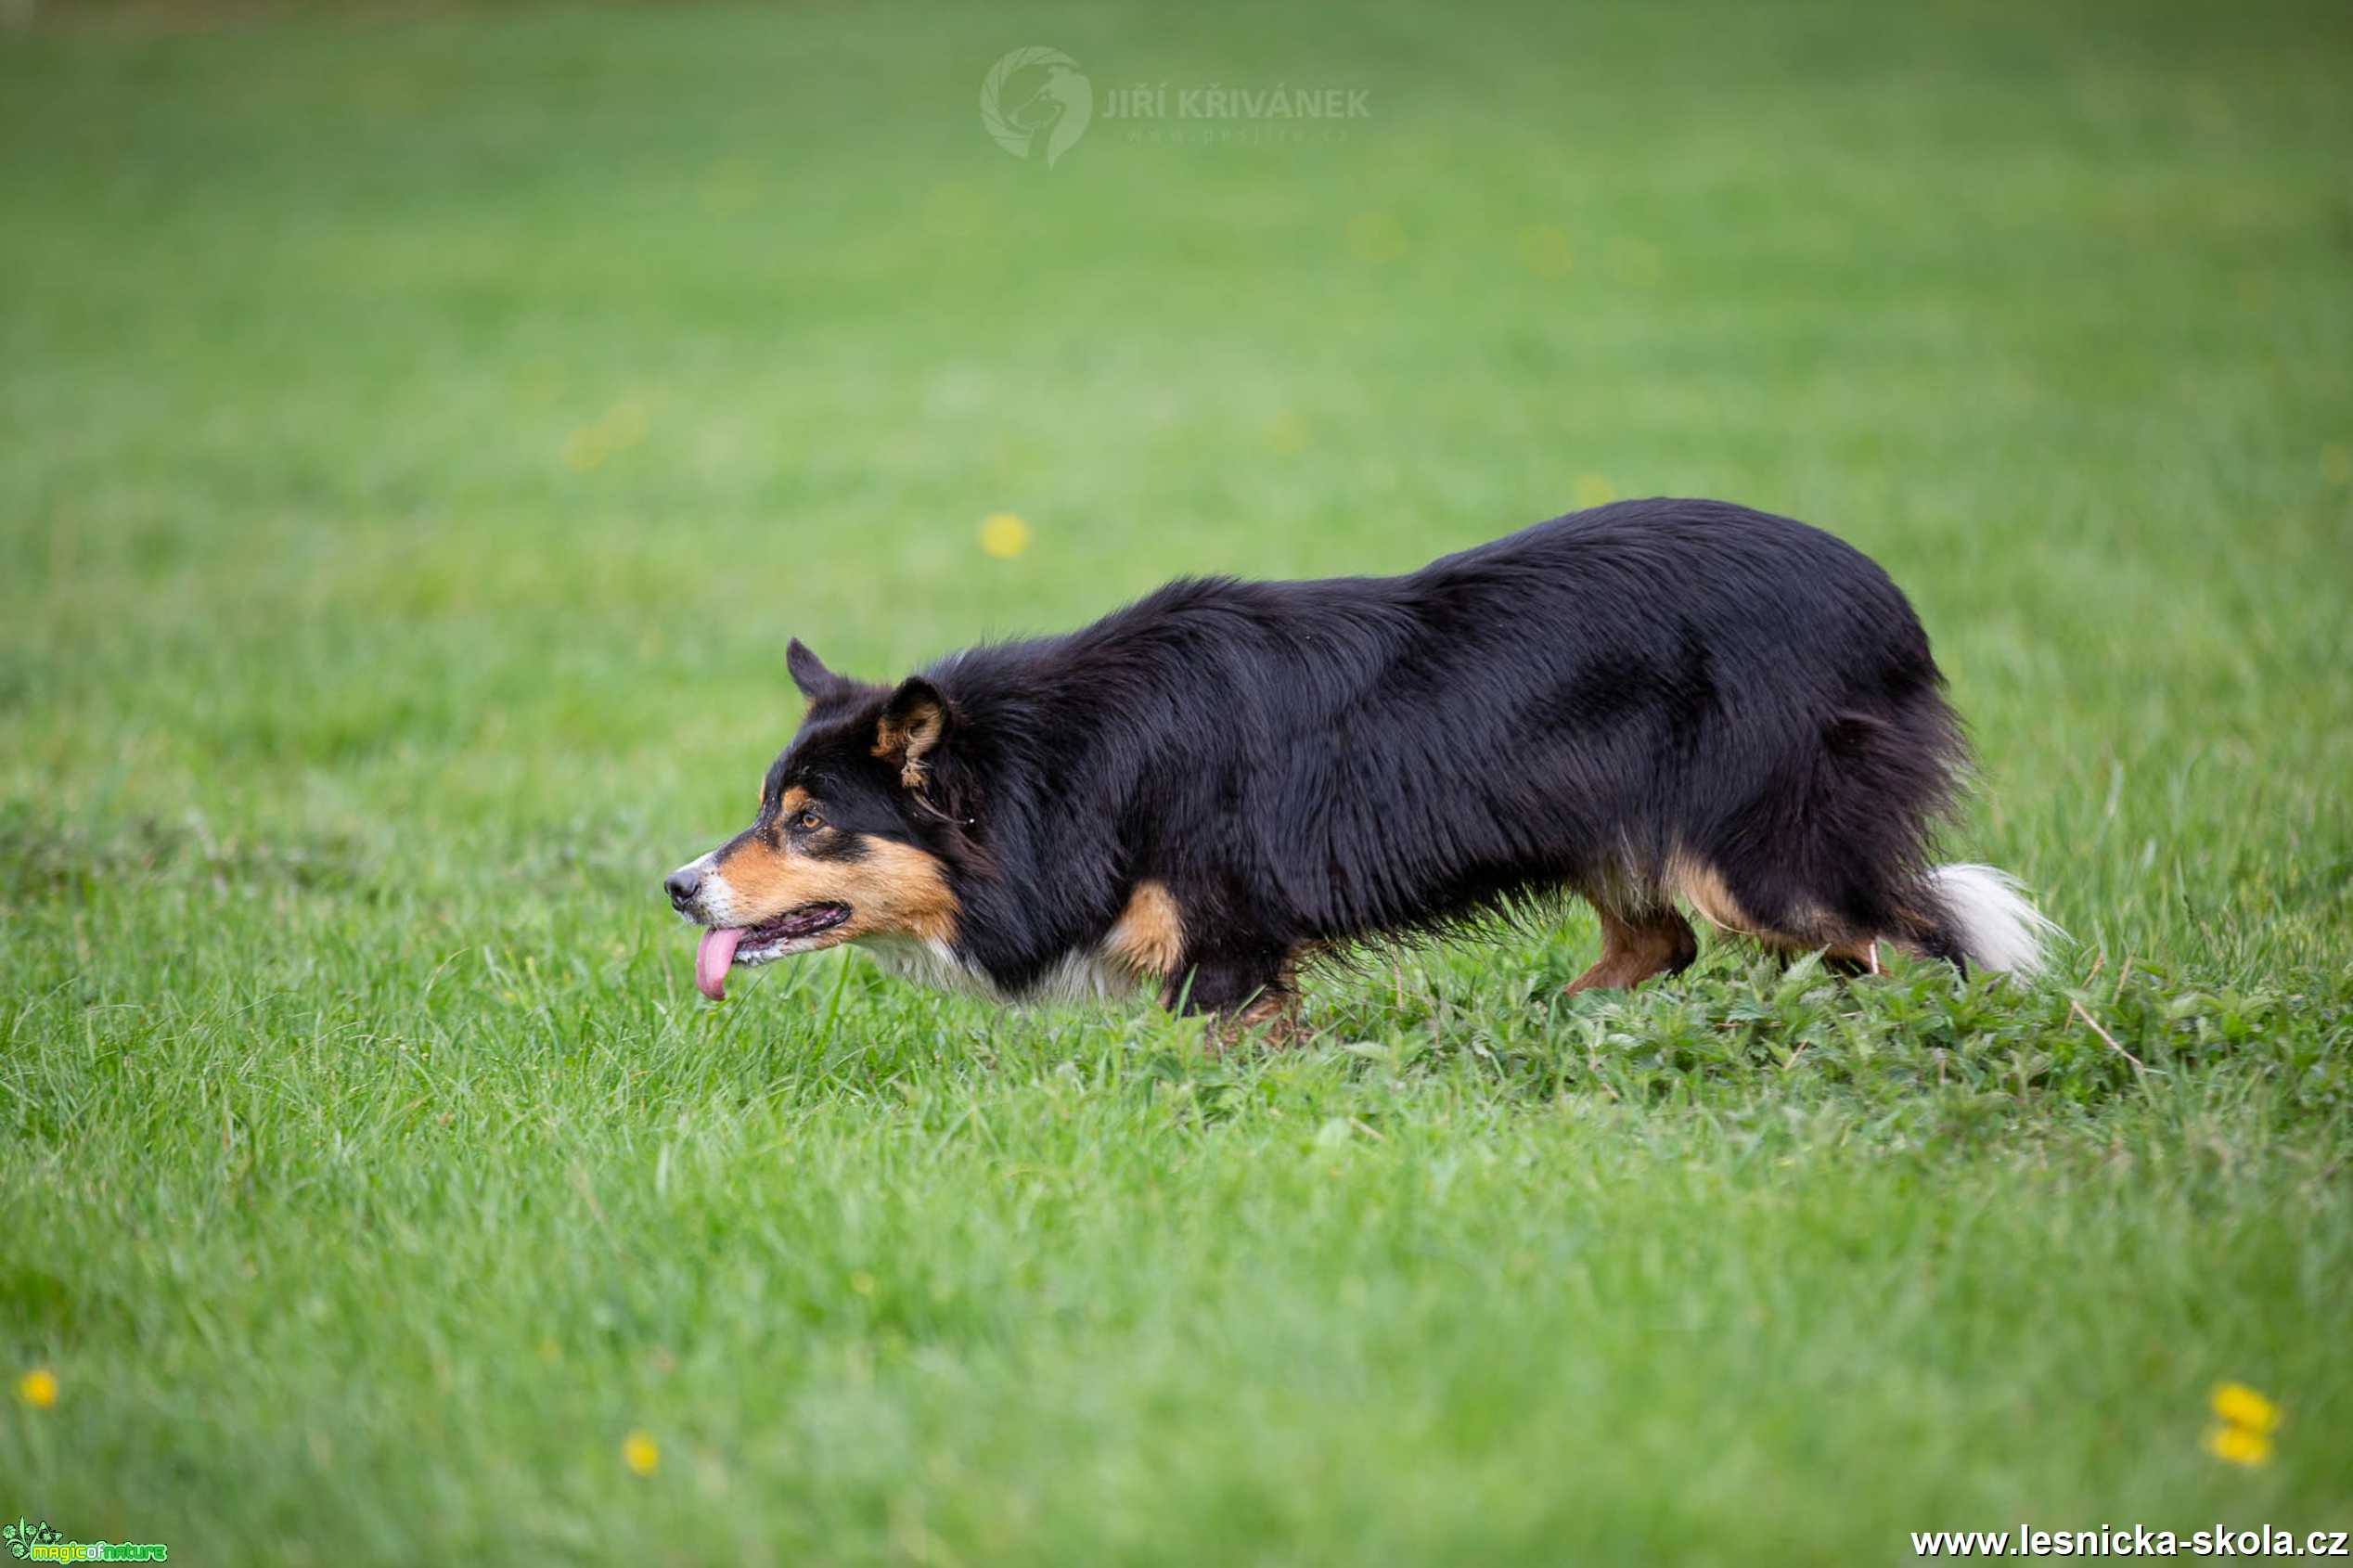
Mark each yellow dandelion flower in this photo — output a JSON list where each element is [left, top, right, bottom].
[[18, 1368, 58, 1408], [699, 156, 763, 215], [561, 399, 650, 472], [622, 1429, 660, 1476], [978, 512, 1032, 559], [2210, 1382, 2282, 1435], [1516, 224, 1574, 280], [2203, 1422, 2273, 1468], [1572, 472, 1616, 508], [562, 426, 611, 472], [1346, 210, 1408, 264]]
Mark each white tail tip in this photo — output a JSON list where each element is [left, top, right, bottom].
[[1929, 864, 2063, 978]]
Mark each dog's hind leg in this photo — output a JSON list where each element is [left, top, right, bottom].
[[1670, 851, 1950, 977], [1564, 904, 1698, 996], [1823, 937, 1882, 976]]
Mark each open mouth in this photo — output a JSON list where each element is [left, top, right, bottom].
[[693, 903, 852, 1000]]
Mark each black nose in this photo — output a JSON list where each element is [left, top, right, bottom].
[[664, 868, 702, 909]]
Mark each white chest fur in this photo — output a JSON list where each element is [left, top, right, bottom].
[[855, 936, 1150, 1007]]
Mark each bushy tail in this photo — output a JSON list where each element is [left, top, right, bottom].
[[1927, 864, 2063, 978]]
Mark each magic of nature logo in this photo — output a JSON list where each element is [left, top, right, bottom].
[[4, 1519, 168, 1562]]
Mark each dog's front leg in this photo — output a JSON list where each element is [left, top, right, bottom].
[[1167, 945, 1301, 1050]]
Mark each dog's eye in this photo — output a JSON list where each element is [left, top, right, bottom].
[[794, 810, 824, 832]]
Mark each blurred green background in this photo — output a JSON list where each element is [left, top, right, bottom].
[[3, 1, 2349, 1562]]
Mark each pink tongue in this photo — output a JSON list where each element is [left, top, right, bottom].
[[694, 927, 744, 1001]]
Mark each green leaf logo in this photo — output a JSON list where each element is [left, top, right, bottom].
[[4, 1520, 63, 1558]]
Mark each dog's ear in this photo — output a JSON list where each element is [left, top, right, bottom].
[[787, 637, 846, 702], [872, 677, 952, 790]]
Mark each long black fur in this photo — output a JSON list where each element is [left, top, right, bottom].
[[768, 499, 1974, 1013]]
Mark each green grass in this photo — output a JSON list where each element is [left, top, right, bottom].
[[4, 0, 2351, 1561]]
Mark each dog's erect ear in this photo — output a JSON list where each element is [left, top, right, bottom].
[[872, 677, 952, 790], [787, 638, 845, 702]]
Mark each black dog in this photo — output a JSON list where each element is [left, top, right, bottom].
[[664, 498, 2052, 1031]]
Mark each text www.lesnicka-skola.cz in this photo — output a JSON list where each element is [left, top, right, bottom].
[[1911, 1526, 2349, 1558]]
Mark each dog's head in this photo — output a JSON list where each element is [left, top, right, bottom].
[[663, 639, 974, 999]]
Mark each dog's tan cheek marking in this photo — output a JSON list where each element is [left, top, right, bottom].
[[1104, 880, 1185, 981], [711, 828, 958, 948], [838, 837, 960, 946]]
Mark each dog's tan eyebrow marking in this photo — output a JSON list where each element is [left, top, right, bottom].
[[775, 785, 811, 818]]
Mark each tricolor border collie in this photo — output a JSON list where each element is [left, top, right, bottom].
[[663, 499, 2054, 1035]]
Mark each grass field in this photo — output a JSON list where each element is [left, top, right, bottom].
[[4, 0, 2351, 1561]]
